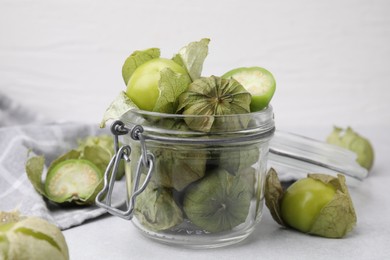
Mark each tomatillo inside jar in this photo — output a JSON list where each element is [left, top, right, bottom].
[[96, 106, 275, 248]]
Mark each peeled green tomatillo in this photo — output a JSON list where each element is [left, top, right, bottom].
[[281, 177, 336, 233], [126, 58, 191, 111], [265, 169, 357, 238], [222, 66, 276, 112]]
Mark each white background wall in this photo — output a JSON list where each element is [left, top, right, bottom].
[[1, 0, 389, 135]]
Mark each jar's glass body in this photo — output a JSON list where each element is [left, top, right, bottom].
[[120, 107, 274, 248]]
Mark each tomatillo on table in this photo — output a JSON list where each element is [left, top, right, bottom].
[[265, 168, 357, 238], [0, 211, 69, 260], [44, 159, 102, 204], [25, 135, 121, 206], [281, 177, 336, 233]]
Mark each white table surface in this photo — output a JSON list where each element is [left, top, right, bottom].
[[1, 0, 390, 259]]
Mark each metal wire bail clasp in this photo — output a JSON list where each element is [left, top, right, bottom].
[[95, 120, 155, 220]]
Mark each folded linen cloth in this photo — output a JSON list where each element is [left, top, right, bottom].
[[0, 93, 125, 230]]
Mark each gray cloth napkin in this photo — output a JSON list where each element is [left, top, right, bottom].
[[0, 92, 126, 230]]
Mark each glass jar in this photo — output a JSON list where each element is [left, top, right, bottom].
[[96, 106, 275, 248]]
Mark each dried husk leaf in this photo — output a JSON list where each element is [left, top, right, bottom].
[[239, 167, 256, 195], [172, 38, 210, 81], [264, 168, 286, 226], [100, 91, 138, 128], [25, 155, 46, 196], [134, 177, 183, 231], [153, 67, 192, 114], [122, 48, 160, 84], [178, 76, 251, 132], [308, 174, 357, 238], [217, 145, 260, 175], [82, 145, 111, 174], [138, 146, 208, 191], [79, 135, 125, 180], [183, 168, 252, 233]]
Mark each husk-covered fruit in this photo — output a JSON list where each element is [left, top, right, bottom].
[[25, 134, 125, 206], [183, 168, 252, 233], [209, 145, 260, 175], [177, 76, 252, 132], [130, 145, 208, 192], [265, 168, 357, 238], [326, 126, 374, 171], [153, 147, 208, 191], [26, 150, 104, 205], [0, 211, 69, 260], [134, 177, 183, 231]]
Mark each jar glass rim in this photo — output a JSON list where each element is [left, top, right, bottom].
[[127, 105, 274, 119], [120, 105, 275, 137]]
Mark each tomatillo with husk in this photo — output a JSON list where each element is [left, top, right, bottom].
[[126, 58, 192, 112], [177, 76, 252, 132], [44, 159, 102, 204], [26, 150, 104, 206], [265, 168, 357, 238], [0, 211, 69, 260], [326, 126, 374, 171], [183, 168, 252, 233]]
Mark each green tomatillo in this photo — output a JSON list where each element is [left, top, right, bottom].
[[281, 177, 336, 233], [25, 134, 124, 206], [126, 58, 192, 112], [222, 66, 276, 112], [265, 168, 357, 238]]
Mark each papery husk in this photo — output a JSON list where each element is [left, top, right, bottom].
[[172, 38, 210, 81], [214, 144, 260, 175], [129, 145, 208, 191], [153, 147, 208, 191], [307, 174, 357, 238], [25, 149, 103, 206], [264, 168, 286, 226], [264, 169, 357, 238], [122, 48, 160, 84], [183, 168, 252, 233], [0, 211, 69, 260], [78, 134, 125, 180], [178, 76, 251, 132], [133, 178, 183, 231], [326, 126, 374, 171]]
